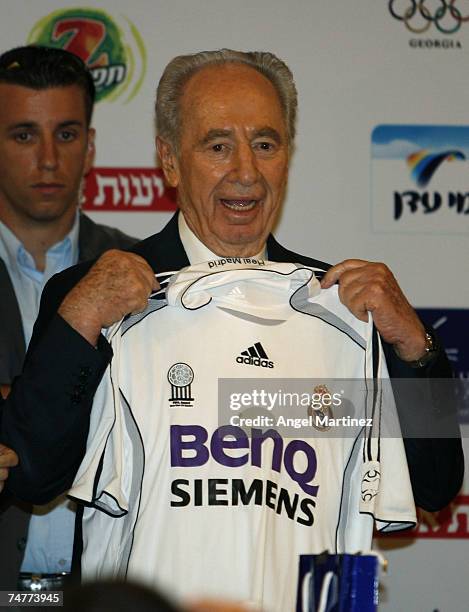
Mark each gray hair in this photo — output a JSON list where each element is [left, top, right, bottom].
[[155, 49, 297, 150]]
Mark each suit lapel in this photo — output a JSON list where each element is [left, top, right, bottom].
[[132, 212, 190, 273], [267, 233, 331, 271], [78, 214, 104, 262], [0, 259, 25, 383]]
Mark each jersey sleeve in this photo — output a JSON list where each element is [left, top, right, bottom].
[[339, 326, 417, 552], [359, 332, 417, 534], [69, 322, 143, 519]]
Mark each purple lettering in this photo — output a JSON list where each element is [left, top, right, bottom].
[[283, 440, 319, 497], [170, 425, 209, 466], [210, 425, 249, 467], [251, 428, 283, 472]]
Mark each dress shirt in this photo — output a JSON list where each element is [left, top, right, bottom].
[[0, 212, 79, 574], [0, 215, 79, 347], [178, 211, 265, 264]]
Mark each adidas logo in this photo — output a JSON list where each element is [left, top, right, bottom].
[[236, 342, 274, 368], [227, 286, 245, 299]]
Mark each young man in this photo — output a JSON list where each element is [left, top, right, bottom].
[[0, 45, 136, 590]]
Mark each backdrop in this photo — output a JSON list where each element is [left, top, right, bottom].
[[2, 2, 468, 609]]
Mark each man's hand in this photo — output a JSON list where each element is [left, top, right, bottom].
[[58, 250, 158, 346], [0, 444, 19, 493], [321, 259, 427, 362], [0, 384, 11, 400]]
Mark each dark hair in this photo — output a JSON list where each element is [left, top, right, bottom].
[[0, 45, 95, 125]]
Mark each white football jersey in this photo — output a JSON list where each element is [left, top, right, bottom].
[[70, 259, 415, 612]]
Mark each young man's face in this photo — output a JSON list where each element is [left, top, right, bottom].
[[0, 83, 94, 227], [158, 63, 290, 257]]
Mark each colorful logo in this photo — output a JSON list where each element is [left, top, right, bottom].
[[407, 149, 466, 187], [28, 8, 146, 103], [371, 125, 469, 232], [388, 0, 469, 35]]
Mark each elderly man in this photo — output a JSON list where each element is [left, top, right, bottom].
[[1, 49, 463, 600], [0, 45, 136, 590]]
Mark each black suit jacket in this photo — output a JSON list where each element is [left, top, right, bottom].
[[1, 213, 464, 525], [0, 213, 136, 588]]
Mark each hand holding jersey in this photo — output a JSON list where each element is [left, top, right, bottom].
[[56, 252, 427, 367], [56, 252, 428, 368], [321, 259, 427, 363], [58, 250, 158, 346]]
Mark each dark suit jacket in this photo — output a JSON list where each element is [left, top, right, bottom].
[[0, 213, 464, 578], [0, 213, 136, 588]]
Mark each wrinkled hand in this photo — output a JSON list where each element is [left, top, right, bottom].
[[0, 444, 19, 493], [321, 259, 426, 362], [58, 250, 158, 346]]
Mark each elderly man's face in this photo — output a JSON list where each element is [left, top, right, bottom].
[[158, 63, 289, 256]]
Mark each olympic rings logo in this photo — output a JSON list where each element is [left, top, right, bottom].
[[388, 0, 469, 34]]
